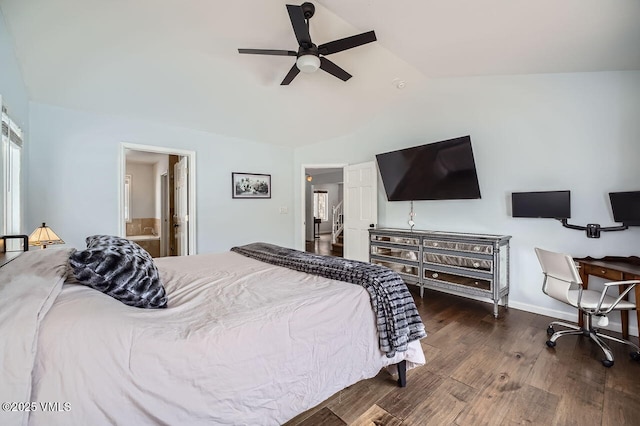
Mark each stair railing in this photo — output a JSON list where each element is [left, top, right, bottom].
[[332, 201, 344, 244]]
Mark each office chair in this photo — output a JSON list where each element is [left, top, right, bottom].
[[535, 247, 640, 367]]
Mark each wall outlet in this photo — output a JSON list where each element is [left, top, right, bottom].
[[279, 206, 288, 214]]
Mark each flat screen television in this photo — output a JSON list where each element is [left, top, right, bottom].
[[511, 190, 571, 219], [375, 135, 481, 201], [609, 191, 640, 226]]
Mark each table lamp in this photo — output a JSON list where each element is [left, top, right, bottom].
[[28, 222, 64, 249]]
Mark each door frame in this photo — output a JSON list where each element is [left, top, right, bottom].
[[119, 143, 197, 255], [160, 173, 169, 257], [299, 163, 347, 250]]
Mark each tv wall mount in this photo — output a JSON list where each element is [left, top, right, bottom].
[[558, 219, 627, 238]]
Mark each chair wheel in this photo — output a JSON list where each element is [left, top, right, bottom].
[[546, 326, 554, 336], [631, 352, 640, 361], [602, 359, 614, 368], [546, 340, 556, 348]]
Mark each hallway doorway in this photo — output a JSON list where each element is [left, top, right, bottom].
[[302, 165, 345, 258]]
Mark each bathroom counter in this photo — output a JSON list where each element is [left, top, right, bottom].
[[127, 235, 160, 241], [127, 235, 160, 257]]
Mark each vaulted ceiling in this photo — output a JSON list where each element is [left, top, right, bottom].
[[1, 0, 638, 147]]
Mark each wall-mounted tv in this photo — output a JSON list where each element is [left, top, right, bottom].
[[511, 190, 571, 219], [609, 191, 640, 226], [375, 135, 481, 201]]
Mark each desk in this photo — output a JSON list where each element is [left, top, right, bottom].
[[575, 257, 640, 341]]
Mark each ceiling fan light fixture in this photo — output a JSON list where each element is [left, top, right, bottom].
[[296, 54, 320, 73]]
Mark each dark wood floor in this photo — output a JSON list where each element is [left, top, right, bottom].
[[305, 233, 342, 257], [285, 287, 640, 426]]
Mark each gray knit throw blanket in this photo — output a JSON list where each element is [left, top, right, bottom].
[[231, 242, 427, 357]]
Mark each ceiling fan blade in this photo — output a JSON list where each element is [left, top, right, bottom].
[[318, 30, 377, 56], [281, 63, 301, 85], [238, 49, 297, 57], [319, 57, 352, 81], [287, 4, 312, 48]]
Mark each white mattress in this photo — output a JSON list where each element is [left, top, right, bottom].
[[2, 249, 425, 425]]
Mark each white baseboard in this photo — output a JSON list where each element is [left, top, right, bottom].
[[507, 300, 639, 338], [421, 286, 639, 338]]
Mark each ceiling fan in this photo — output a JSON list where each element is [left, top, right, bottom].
[[238, 2, 377, 85]]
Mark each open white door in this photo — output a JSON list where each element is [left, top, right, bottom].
[[343, 161, 377, 261], [174, 156, 189, 255]]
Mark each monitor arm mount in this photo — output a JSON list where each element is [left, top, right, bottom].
[[557, 218, 628, 238]]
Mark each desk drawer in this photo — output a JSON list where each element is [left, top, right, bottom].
[[584, 264, 623, 281]]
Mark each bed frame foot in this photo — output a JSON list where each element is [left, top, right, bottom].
[[397, 360, 407, 387]]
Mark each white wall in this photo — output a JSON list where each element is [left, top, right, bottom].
[[27, 103, 295, 254], [311, 171, 343, 186], [294, 71, 640, 335], [126, 162, 155, 218], [0, 11, 28, 130]]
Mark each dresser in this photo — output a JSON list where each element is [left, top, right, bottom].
[[369, 228, 511, 318]]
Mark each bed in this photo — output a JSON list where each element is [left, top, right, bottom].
[[0, 239, 426, 425]]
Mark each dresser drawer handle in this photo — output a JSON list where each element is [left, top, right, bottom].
[[601, 270, 606, 274], [473, 262, 480, 268], [474, 246, 480, 251], [432, 272, 439, 278], [432, 242, 438, 247]]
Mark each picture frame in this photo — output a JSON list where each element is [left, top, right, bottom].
[[232, 172, 272, 199]]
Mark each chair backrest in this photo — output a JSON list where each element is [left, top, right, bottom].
[[534, 247, 582, 303]]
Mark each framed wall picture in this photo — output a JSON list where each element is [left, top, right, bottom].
[[232, 172, 271, 199]]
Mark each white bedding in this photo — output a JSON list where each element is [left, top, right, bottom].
[[1, 248, 425, 425]]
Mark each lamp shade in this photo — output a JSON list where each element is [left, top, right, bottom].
[[296, 54, 320, 73], [29, 222, 64, 248]]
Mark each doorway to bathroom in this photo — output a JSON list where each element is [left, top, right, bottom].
[[119, 143, 197, 257]]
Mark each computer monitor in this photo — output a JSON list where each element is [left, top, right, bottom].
[[609, 191, 640, 226], [511, 190, 571, 219]]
